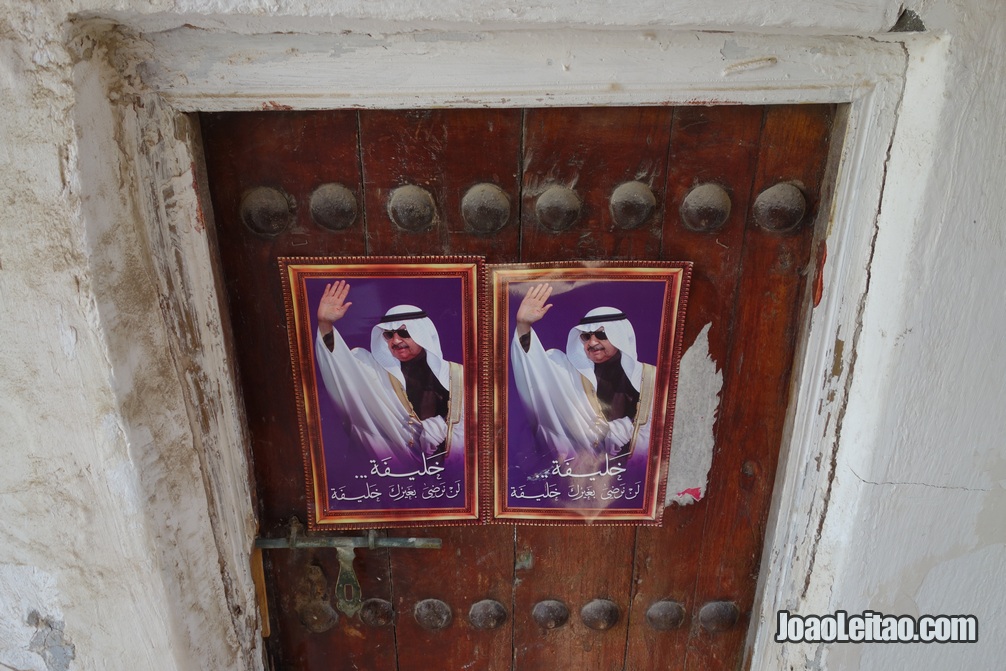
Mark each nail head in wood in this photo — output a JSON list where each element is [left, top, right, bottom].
[[680, 183, 732, 233], [531, 599, 570, 630], [462, 183, 511, 234], [698, 601, 740, 633], [359, 598, 394, 627], [388, 185, 437, 232], [753, 182, 807, 233], [535, 185, 581, 232], [310, 182, 358, 231], [580, 599, 620, 631], [240, 186, 294, 237], [645, 600, 686, 630], [610, 181, 656, 229], [468, 599, 508, 630], [414, 598, 453, 630]]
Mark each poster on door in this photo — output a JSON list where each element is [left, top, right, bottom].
[[282, 257, 690, 528], [490, 262, 690, 524], [281, 257, 482, 529]]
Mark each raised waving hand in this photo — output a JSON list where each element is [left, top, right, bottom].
[[515, 283, 554, 337], [317, 280, 353, 335]]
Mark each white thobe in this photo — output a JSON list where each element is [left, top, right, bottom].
[[511, 329, 651, 466], [315, 328, 463, 470]]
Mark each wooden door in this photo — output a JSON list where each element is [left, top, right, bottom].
[[199, 104, 834, 670]]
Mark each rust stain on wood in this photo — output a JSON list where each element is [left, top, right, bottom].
[[813, 240, 827, 307], [832, 338, 845, 378], [250, 548, 270, 638]]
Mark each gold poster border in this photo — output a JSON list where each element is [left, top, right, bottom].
[[280, 256, 484, 530], [488, 261, 692, 526]]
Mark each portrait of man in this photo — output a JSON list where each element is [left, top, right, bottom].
[[281, 258, 479, 527], [495, 265, 688, 522], [510, 283, 656, 472], [314, 280, 464, 472]]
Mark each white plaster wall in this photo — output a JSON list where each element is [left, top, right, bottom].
[[807, 2, 1006, 667], [0, 18, 174, 671], [0, 3, 254, 670], [0, 6, 183, 670], [0, 1, 1003, 671]]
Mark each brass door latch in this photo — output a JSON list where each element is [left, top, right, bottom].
[[253, 517, 441, 631]]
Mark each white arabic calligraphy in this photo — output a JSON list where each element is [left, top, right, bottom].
[[368, 450, 447, 479], [388, 483, 418, 501], [566, 483, 597, 500], [422, 480, 464, 500], [330, 482, 382, 502], [509, 481, 561, 501], [548, 454, 627, 479]]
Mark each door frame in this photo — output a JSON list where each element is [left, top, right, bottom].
[[70, 17, 907, 670]]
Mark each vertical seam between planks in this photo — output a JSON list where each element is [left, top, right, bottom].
[[621, 529, 643, 671], [388, 545, 401, 671], [356, 110, 371, 256], [658, 107, 679, 261], [516, 109, 527, 263], [621, 104, 680, 671], [511, 108, 527, 671], [510, 524, 518, 671]]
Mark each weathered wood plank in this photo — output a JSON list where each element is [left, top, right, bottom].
[[391, 527, 516, 671], [625, 105, 765, 671], [359, 109, 522, 670], [513, 527, 636, 671], [359, 109, 522, 260], [519, 106, 673, 262], [683, 104, 833, 671], [200, 111, 398, 670]]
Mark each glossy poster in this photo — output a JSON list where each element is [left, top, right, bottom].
[[281, 258, 481, 529], [491, 263, 690, 524]]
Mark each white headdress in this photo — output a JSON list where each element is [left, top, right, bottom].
[[370, 305, 449, 389], [565, 307, 642, 391]]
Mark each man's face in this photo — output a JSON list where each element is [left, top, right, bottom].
[[581, 328, 618, 364], [385, 328, 424, 362]]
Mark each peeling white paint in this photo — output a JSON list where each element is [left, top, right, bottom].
[[92, 0, 900, 35], [722, 56, 779, 75], [56, 308, 78, 361], [131, 29, 904, 112], [665, 324, 721, 506], [0, 565, 63, 671], [105, 459, 145, 519]]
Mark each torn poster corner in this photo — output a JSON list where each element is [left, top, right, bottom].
[[671, 487, 704, 505], [663, 322, 719, 509]]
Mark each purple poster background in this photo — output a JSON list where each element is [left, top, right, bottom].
[[505, 279, 669, 511], [304, 275, 468, 513]]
